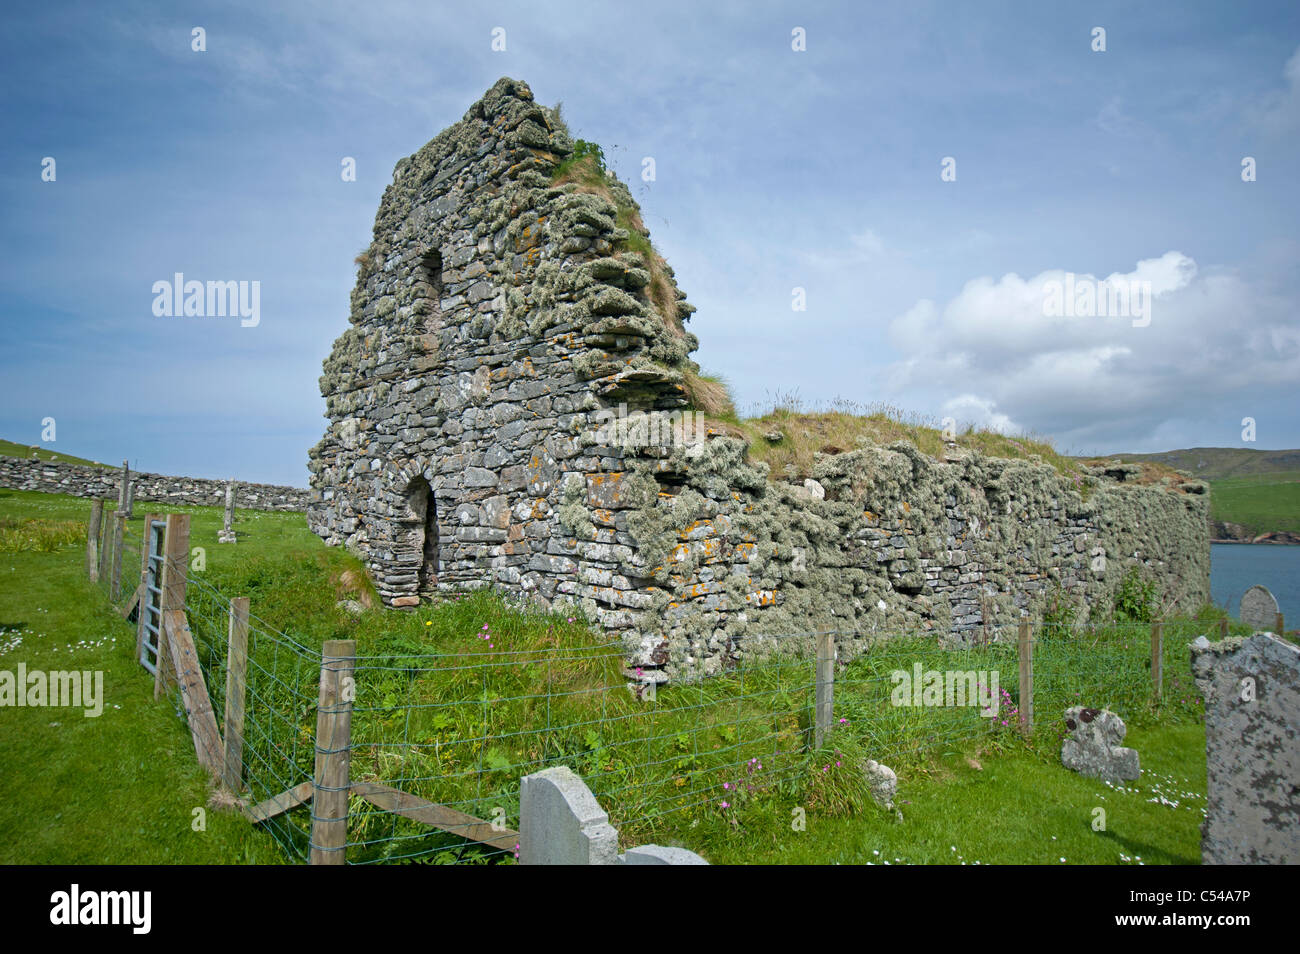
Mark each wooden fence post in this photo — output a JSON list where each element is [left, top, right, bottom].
[[1219, 618, 1229, 641], [86, 499, 103, 580], [154, 513, 190, 699], [222, 597, 250, 791], [1017, 620, 1033, 733], [1276, 612, 1286, 636], [311, 639, 356, 865], [109, 513, 126, 601], [814, 632, 836, 749], [1150, 621, 1163, 703]]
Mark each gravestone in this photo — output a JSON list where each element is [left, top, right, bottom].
[[217, 480, 237, 543], [1060, 706, 1140, 782], [518, 765, 708, 865], [117, 460, 131, 512], [518, 766, 619, 865], [862, 759, 898, 810], [623, 845, 708, 865], [1239, 585, 1279, 632], [1192, 633, 1300, 864]]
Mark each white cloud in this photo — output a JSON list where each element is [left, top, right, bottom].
[[794, 227, 888, 270], [885, 252, 1300, 452], [941, 394, 1020, 435]]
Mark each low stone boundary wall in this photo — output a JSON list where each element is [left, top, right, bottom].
[[0, 454, 312, 512]]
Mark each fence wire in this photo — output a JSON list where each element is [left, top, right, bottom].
[[184, 571, 320, 863], [87, 510, 1216, 866]]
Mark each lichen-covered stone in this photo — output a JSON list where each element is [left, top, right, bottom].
[[1060, 706, 1140, 782], [862, 759, 898, 810], [1193, 633, 1300, 864]]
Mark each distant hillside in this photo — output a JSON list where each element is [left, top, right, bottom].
[[1107, 446, 1300, 480], [0, 439, 112, 468], [1100, 447, 1300, 541]]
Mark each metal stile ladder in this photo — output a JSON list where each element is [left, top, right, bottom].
[[139, 518, 167, 674]]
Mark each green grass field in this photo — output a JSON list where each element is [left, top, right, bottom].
[[0, 488, 1229, 865], [0, 490, 283, 863], [1207, 472, 1300, 536], [1104, 446, 1300, 537], [1111, 446, 1300, 480], [698, 723, 1206, 864]]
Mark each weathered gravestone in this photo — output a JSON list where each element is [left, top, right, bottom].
[[862, 759, 898, 810], [117, 460, 131, 514], [1192, 633, 1300, 864], [1060, 706, 1140, 782], [218, 480, 237, 543], [518, 765, 708, 865], [1239, 585, 1279, 632]]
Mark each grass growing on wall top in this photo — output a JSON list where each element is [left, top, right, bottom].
[[549, 148, 688, 340], [728, 395, 1086, 483], [545, 144, 1174, 490]]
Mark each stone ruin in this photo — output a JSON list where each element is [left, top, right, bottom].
[[1192, 632, 1300, 864], [307, 77, 1211, 681]]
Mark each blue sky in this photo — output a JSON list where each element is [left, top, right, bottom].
[[2, 0, 1298, 486]]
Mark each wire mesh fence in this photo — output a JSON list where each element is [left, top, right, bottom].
[[344, 636, 823, 863], [162, 603, 1204, 864], [84, 507, 1218, 865], [183, 571, 321, 862], [86, 502, 140, 606]]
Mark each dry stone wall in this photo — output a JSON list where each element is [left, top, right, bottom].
[[308, 77, 1211, 679], [0, 455, 310, 512]]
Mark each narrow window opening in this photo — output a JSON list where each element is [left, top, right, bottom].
[[405, 476, 439, 595], [415, 249, 443, 333]]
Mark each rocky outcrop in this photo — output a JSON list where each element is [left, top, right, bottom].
[[1211, 520, 1300, 545]]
